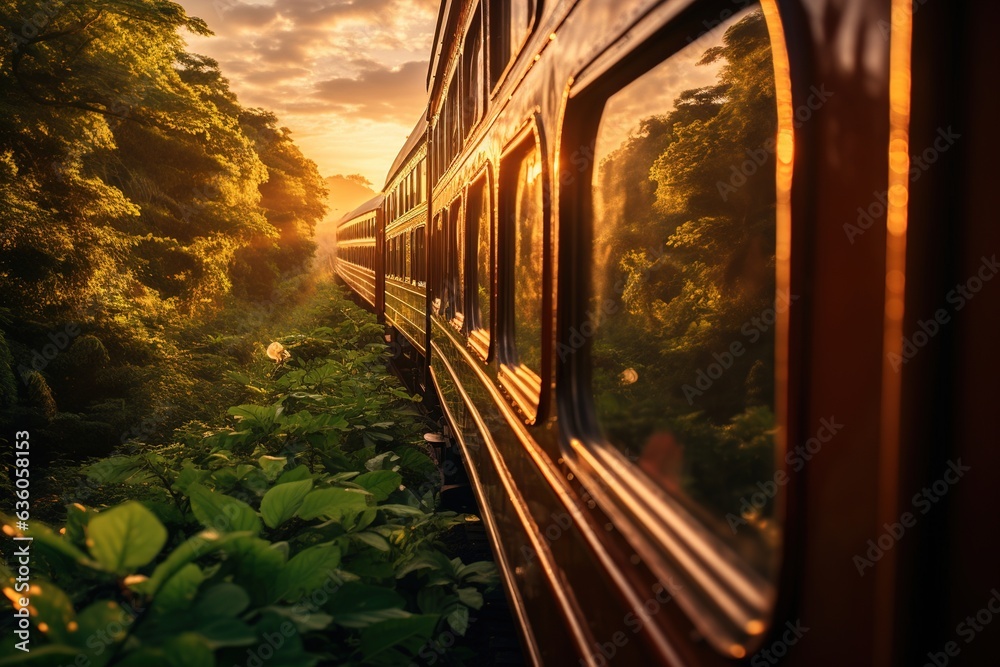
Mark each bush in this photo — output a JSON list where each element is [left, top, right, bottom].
[[0, 286, 494, 665]]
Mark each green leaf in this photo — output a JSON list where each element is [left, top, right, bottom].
[[395, 551, 451, 579], [70, 601, 133, 657], [87, 502, 168, 573], [296, 487, 372, 522], [258, 605, 334, 632], [354, 470, 402, 501], [228, 404, 282, 430], [448, 605, 470, 635], [276, 465, 312, 484], [165, 633, 214, 667], [456, 587, 484, 610], [221, 537, 287, 605], [275, 543, 341, 601], [173, 462, 210, 494], [359, 615, 439, 659], [187, 483, 261, 534], [4, 518, 94, 569], [154, 563, 204, 614], [457, 560, 499, 586], [136, 531, 245, 596], [396, 447, 438, 479], [259, 479, 313, 529], [377, 504, 429, 519], [327, 583, 410, 628], [258, 455, 287, 481], [198, 583, 251, 617], [320, 450, 353, 474], [63, 503, 93, 548], [25, 581, 76, 644], [351, 531, 390, 552]]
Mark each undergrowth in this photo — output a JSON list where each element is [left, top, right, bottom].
[[0, 284, 495, 666]]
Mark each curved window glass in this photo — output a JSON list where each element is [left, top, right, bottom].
[[467, 175, 492, 357], [589, 6, 779, 575], [499, 136, 544, 420]]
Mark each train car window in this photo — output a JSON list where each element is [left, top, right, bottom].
[[432, 212, 445, 315], [448, 72, 462, 166], [499, 136, 544, 420], [463, 5, 486, 135], [444, 198, 465, 329], [467, 174, 492, 358], [402, 234, 407, 278], [415, 226, 426, 286], [586, 6, 780, 578], [489, 0, 535, 90], [417, 161, 425, 203]]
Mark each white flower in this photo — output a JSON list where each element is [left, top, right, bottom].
[[266, 342, 291, 363], [620, 368, 639, 385]]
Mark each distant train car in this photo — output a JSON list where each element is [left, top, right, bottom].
[[333, 194, 382, 310], [383, 117, 431, 383], [334, 0, 999, 665]]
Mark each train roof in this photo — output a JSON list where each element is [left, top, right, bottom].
[[383, 112, 428, 190], [335, 194, 384, 226]]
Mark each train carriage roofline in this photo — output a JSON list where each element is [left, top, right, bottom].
[[335, 193, 384, 226], [384, 111, 429, 191]]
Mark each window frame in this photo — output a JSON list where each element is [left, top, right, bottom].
[[444, 194, 465, 331], [487, 0, 539, 96], [462, 4, 487, 138], [498, 119, 549, 425], [555, 3, 794, 657], [464, 164, 495, 361]]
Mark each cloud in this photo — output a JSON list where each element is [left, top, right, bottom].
[[175, 0, 438, 184], [313, 60, 427, 122]]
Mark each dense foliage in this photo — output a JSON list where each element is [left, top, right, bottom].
[[1, 288, 497, 665], [0, 0, 328, 460]]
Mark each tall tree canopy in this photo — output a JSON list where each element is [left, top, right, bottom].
[[0, 0, 327, 454]]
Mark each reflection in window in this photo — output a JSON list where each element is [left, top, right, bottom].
[[432, 212, 445, 315], [463, 6, 485, 134], [504, 141, 544, 376], [467, 177, 491, 355], [445, 199, 464, 328], [589, 7, 778, 573], [489, 0, 534, 88]]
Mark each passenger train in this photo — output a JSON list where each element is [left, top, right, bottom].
[[334, 0, 999, 664]]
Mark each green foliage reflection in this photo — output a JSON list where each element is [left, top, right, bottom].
[[590, 9, 779, 563]]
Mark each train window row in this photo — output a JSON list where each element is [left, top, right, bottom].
[[430, 130, 545, 419], [337, 217, 376, 243], [387, 160, 426, 223], [338, 245, 375, 271], [387, 227, 427, 285], [425, 2, 781, 650], [431, 0, 536, 185]]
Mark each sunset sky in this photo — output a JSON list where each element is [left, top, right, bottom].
[[177, 0, 439, 188]]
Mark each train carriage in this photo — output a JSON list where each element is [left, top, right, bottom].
[[333, 195, 383, 310], [334, 0, 999, 665], [383, 117, 431, 364]]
